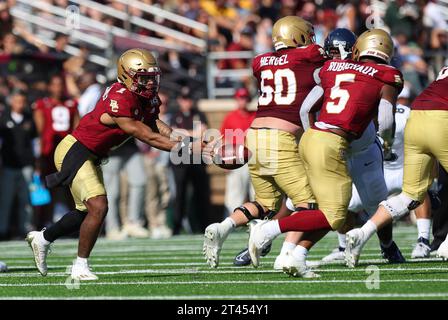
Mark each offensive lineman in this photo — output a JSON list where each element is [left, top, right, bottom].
[[203, 16, 326, 268], [233, 28, 404, 267], [26, 49, 208, 280], [345, 65, 448, 265], [249, 29, 404, 277]]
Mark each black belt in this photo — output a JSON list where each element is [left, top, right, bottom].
[[45, 141, 99, 189]]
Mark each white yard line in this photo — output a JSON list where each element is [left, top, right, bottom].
[[2, 278, 448, 287], [1, 292, 448, 300], [3, 257, 444, 269], [1, 264, 447, 278]]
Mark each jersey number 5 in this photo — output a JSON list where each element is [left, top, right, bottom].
[[325, 73, 355, 114], [258, 69, 296, 106]]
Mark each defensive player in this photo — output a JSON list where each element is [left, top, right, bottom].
[[345, 65, 448, 266], [203, 16, 326, 268], [249, 29, 403, 277], [26, 49, 207, 280]]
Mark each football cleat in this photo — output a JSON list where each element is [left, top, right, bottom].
[[0, 261, 7, 273], [345, 228, 366, 268], [273, 250, 291, 270], [233, 243, 272, 266], [26, 230, 51, 276], [203, 223, 229, 268], [248, 220, 273, 268], [70, 261, 98, 281], [381, 241, 406, 263], [282, 255, 320, 278], [411, 237, 431, 259], [437, 238, 448, 261], [321, 247, 346, 263]]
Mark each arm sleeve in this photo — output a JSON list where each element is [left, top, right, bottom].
[[378, 98, 395, 144], [300, 85, 324, 130]]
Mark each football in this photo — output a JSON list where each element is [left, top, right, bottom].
[[212, 143, 252, 170]]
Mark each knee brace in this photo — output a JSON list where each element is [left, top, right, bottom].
[[380, 193, 420, 221], [285, 198, 318, 212], [234, 201, 276, 221]]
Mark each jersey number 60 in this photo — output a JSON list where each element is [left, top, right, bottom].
[[258, 69, 296, 106]]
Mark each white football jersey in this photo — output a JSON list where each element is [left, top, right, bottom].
[[384, 104, 410, 170], [347, 121, 376, 155]]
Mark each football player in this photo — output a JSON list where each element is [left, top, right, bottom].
[[203, 16, 326, 269], [233, 28, 403, 267], [273, 28, 404, 268], [345, 65, 448, 266], [26, 49, 208, 280], [248, 29, 403, 277]]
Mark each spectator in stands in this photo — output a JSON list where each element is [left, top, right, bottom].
[[256, 0, 281, 22], [103, 139, 149, 240], [170, 86, 210, 235], [335, 0, 357, 32], [32, 74, 78, 229], [65, 71, 102, 117], [49, 33, 70, 60], [0, 90, 36, 239], [220, 87, 255, 216], [299, 1, 318, 24], [200, 0, 240, 44], [0, 1, 13, 38], [0, 33, 24, 55], [384, 0, 420, 41], [394, 32, 428, 94], [254, 18, 273, 55], [139, 91, 173, 239]]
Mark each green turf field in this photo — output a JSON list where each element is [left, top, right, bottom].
[[0, 224, 447, 300]]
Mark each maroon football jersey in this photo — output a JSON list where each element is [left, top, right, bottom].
[[252, 44, 326, 126], [33, 97, 78, 156], [315, 59, 403, 137], [412, 66, 448, 111], [72, 82, 160, 157]]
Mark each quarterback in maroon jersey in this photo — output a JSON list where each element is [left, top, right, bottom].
[[346, 65, 448, 263], [203, 16, 327, 269], [26, 49, 208, 280], [248, 29, 403, 277], [33, 74, 79, 228]]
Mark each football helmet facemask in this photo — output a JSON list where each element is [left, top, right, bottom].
[[117, 48, 161, 98]]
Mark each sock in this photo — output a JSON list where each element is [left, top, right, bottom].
[[291, 245, 308, 261], [278, 210, 331, 232], [417, 218, 431, 240], [261, 220, 282, 239], [220, 217, 236, 237], [380, 239, 393, 248], [337, 232, 346, 249], [43, 210, 87, 242], [37, 231, 50, 246], [75, 256, 88, 266], [360, 220, 377, 242], [280, 241, 297, 256]]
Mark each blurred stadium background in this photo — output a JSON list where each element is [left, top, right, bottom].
[[0, 0, 448, 240]]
